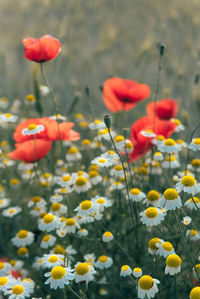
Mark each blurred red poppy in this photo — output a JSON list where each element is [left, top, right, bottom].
[[10, 269, 22, 279], [8, 139, 52, 162], [22, 34, 61, 63], [14, 117, 80, 143], [146, 99, 178, 120], [102, 77, 150, 112], [129, 116, 176, 161]]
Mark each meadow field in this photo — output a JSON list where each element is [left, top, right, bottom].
[[1, 1, 200, 298]]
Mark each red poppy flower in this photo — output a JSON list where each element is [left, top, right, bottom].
[[22, 34, 61, 63], [129, 116, 176, 161], [8, 139, 52, 162], [10, 269, 22, 279], [102, 77, 151, 112], [146, 99, 178, 120], [13, 117, 80, 143]]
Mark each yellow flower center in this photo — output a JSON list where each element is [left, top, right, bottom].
[[173, 119, 181, 126], [75, 113, 83, 119], [66, 218, 76, 226], [51, 203, 61, 211], [9, 209, 15, 214], [25, 94, 35, 102], [89, 170, 98, 178], [194, 138, 200, 145], [166, 254, 182, 267], [27, 123, 37, 131], [17, 247, 28, 256], [48, 256, 59, 263], [68, 147, 78, 154], [17, 230, 28, 239], [145, 207, 158, 218], [1, 97, 8, 102], [76, 263, 89, 275], [164, 138, 176, 146], [82, 139, 91, 145], [139, 167, 148, 175], [114, 165, 123, 171], [32, 196, 41, 203], [121, 265, 129, 271], [176, 139, 183, 144], [190, 229, 197, 236], [54, 245, 65, 255], [96, 198, 106, 204], [42, 235, 50, 242], [80, 200, 92, 210], [51, 266, 66, 280], [10, 178, 19, 185], [134, 267, 142, 272], [0, 263, 5, 270], [115, 135, 125, 143], [80, 121, 87, 128], [0, 277, 8, 286], [104, 232, 112, 237], [162, 242, 173, 251], [43, 214, 55, 224], [166, 155, 176, 162], [12, 285, 24, 295], [75, 177, 87, 186], [147, 190, 160, 202], [130, 188, 141, 195], [98, 158, 106, 164], [181, 175, 196, 187], [192, 159, 200, 168], [148, 238, 161, 250], [155, 135, 164, 141], [190, 287, 200, 299], [163, 188, 178, 200], [99, 255, 108, 263], [10, 260, 16, 266], [5, 113, 12, 118], [139, 275, 154, 290], [94, 120, 101, 125], [189, 197, 200, 203]]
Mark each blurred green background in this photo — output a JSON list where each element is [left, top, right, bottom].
[[1, 0, 200, 129]]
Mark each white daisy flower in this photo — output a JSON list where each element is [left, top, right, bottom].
[[0, 97, 9, 109], [0, 113, 18, 123], [74, 263, 96, 283], [44, 266, 74, 289], [88, 170, 102, 185], [188, 138, 200, 151], [165, 254, 182, 276], [84, 254, 96, 265], [152, 134, 165, 146], [0, 262, 11, 276], [185, 197, 200, 209], [133, 267, 142, 278], [148, 238, 164, 255], [95, 256, 113, 269], [182, 216, 192, 225], [91, 196, 112, 212], [38, 214, 61, 232], [74, 200, 98, 217], [120, 265, 132, 277], [54, 173, 74, 187], [129, 188, 146, 202], [64, 218, 80, 234], [171, 118, 185, 132], [176, 139, 187, 151], [159, 188, 182, 210], [114, 135, 126, 151], [49, 114, 66, 121], [140, 130, 156, 138], [110, 181, 124, 191], [140, 207, 164, 226], [66, 147, 81, 161], [5, 279, 32, 298], [2, 207, 22, 218], [125, 140, 134, 153], [110, 164, 124, 177], [138, 275, 160, 299], [9, 260, 24, 271], [162, 155, 180, 169], [40, 234, 57, 249], [89, 119, 105, 130], [54, 187, 72, 195], [50, 203, 68, 216], [22, 123, 45, 136], [95, 128, 116, 142], [77, 229, 88, 237], [74, 176, 91, 193], [186, 229, 200, 241], [91, 156, 112, 168], [102, 232, 114, 243], [11, 230, 34, 247], [144, 190, 160, 207], [158, 138, 179, 154], [0, 275, 14, 292], [50, 194, 63, 203], [28, 196, 46, 208], [0, 198, 10, 209], [42, 254, 64, 269], [175, 175, 200, 195], [153, 152, 163, 161], [156, 241, 175, 257], [33, 257, 45, 271], [104, 150, 118, 161]]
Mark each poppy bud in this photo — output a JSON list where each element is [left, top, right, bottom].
[[104, 114, 112, 130]]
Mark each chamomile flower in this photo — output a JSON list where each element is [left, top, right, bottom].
[[5, 279, 32, 298], [158, 138, 179, 154], [129, 188, 146, 202], [176, 139, 187, 151], [144, 190, 160, 207], [102, 232, 114, 243], [44, 266, 74, 289], [50, 203, 68, 216], [0, 198, 10, 209], [0, 97, 9, 109], [0, 113, 18, 123], [165, 254, 182, 275], [89, 119, 105, 130], [182, 216, 192, 225], [75, 263, 96, 283], [110, 164, 124, 177], [140, 129, 156, 138], [91, 156, 112, 167], [11, 230, 34, 247], [66, 147, 81, 161], [54, 187, 72, 195], [175, 175, 200, 195], [190, 287, 200, 299], [96, 128, 116, 141], [74, 200, 98, 216], [64, 218, 80, 234], [120, 265, 132, 277], [54, 173, 74, 187], [88, 170, 102, 185], [186, 229, 200, 241], [185, 197, 200, 209], [159, 188, 182, 210], [42, 254, 64, 269], [133, 267, 142, 278], [152, 134, 165, 146], [148, 238, 163, 255], [190, 159, 200, 172], [22, 123, 45, 136], [91, 196, 112, 211], [0, 262, 11, 276], [138, 275, 160, 299], [111, 181, 124, 191], [156, 241, 175, 257], [125, 140, 134, 153], [84, 254, 96, 265], [104, 150, 118, 161], [188, 138, 200, 152], [38, 214, 61, 232], [74, 176, 91, 193], [171, 118, 185, 132], [49, 114, 66, 121], [17, 247, 29, 258], [114, 135, 126, 150], [40, 234, 56, 249], [162, 155, 180, 169], [140, 207, 164, 226], [2, 207, 22, 218], [0, 276, 13, 292], [28, 196, 46, 208], [95, 256, 113, 269], [9, 260, 24, 271], [77, 229, 88, 237], [153, 152, 163, 161]]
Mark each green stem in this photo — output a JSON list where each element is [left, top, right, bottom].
[[67, 285, 82, 299]]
